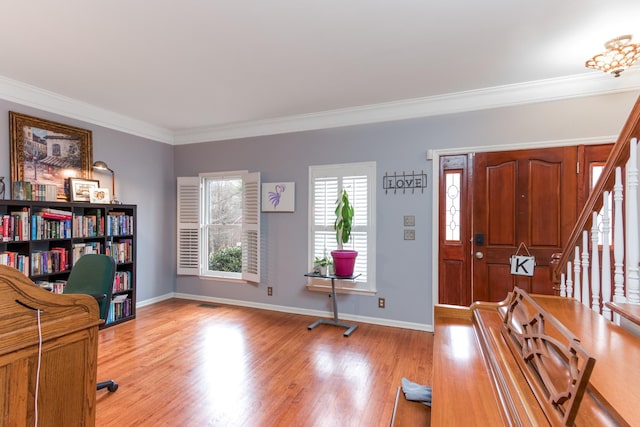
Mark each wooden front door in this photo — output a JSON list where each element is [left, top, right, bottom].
[[438, 144, 612, 305], [472, 147, 577, 302]]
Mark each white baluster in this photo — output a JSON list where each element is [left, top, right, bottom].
[[627, 138, 639, 304], [591, 212, 601, 313], [613, 167, 626, 303], [574, 247, 581, 303], [560, 273, 566, 297], [566, 261, 573, 298], [582, 231, 590, 307], [601, 191, 612, 319]]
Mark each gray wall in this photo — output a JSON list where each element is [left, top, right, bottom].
[[174, 91, 640, 327], [1, 91, 638, 327], [0, 100, 176, 302]]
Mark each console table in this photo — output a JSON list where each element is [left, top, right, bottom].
[[305, 272, 360, 337]]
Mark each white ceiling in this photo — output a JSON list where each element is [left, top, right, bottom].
[[1, 1, 640, 144]]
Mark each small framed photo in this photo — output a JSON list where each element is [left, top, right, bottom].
[[69, 178, 100, 202], [262, 182, 295, 212], [89, 187, 110, 204]]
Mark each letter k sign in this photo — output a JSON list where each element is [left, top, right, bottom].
[[510, 255, 535, 277]]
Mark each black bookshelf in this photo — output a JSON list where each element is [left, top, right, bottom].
[[0, 199, 136, 327]]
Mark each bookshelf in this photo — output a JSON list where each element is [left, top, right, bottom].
[[0, 199, 136, 327]]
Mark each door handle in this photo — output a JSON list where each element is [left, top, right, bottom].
[[475, 251, 484, 259]]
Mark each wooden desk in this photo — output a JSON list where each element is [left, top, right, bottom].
[[0, 265, 102, 426]]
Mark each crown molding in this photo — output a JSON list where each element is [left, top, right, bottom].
[[0, 75, 174, 144], [174, 69, 640, 144], [1, 70, 639, 146]]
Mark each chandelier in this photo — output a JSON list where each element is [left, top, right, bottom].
[[585, 35, 640, 77]]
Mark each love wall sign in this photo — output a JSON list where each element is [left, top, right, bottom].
[[383, 171, 427, 194]]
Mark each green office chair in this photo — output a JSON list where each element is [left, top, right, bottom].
[[63, 254, 119, 392]]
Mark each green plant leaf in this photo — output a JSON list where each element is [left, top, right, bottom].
[[334, 189, 354, 247]]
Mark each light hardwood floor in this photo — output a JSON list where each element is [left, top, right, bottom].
[[95, 299, 433, 426]]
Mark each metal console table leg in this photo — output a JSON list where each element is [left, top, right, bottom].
[[306, 274, 359, 337]]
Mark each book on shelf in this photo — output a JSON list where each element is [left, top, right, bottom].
[[36, 207, 72, 220], [12, 181, 58, 201], [113, 270, 132, 291], [0, 251, 30, 276], [106, 212, 133, 236], [30, 248, 69, 276], [85, 209, 104, 236], [31, 214, 72, 240], [11, 208, 30, 241], [1, 208, 31, 242], [108, 295, 131, 323]]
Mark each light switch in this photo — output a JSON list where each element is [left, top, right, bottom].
[[404, 229, 415, 240], [404, 215, 415, 227]]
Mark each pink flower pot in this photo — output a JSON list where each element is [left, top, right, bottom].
[[331, 250, 358, 277]]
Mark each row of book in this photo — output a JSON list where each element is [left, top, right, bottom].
[[106, 239, 133, 264], [12, 181, 58, 202], [1, 244, 132, 276], [114, 270, 132, 291], [71, 242, 102, 265], [107, 295, 132, 323], [1, 208, 133, 242], [1, 209, 30, 241], [105, 212, 134, 236], [35, 279, 67, 294], [31, 248, 70, 276], [36, 278, 130, 295], [0, 251, 30, 276], [2, 210, 73, 241]]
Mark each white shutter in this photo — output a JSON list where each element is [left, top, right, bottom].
[[242, 172, 260, 282], [344, 174, 370, 281], [177, 177, 200, 275], [312, 177, 339, 258]]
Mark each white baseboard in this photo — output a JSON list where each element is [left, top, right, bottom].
[[137, 292, 433, 332]]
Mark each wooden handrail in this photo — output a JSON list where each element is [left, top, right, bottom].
[[553, 96, 640, 279]]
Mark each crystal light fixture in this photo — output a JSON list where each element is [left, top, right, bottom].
[[585, 35, 640, 77], [584, 35, 640, 77]]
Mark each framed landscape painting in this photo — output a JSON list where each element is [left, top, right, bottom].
[[9, 112, 93, 200]]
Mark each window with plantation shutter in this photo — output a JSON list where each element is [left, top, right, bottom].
[[177, 177, 200, 275], [308, 162, 376, 294], [176, 171, 260, 282]]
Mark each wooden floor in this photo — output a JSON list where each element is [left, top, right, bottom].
[[95, 299, 433, 426]]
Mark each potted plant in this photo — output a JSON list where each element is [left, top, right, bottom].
[[331, 189, 358, 276], [314, 255, 332, 276]]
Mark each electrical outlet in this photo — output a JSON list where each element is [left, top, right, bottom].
[[404, 229, 415, 240], [267, 286, 273, 296], [378, 298, 385, 308], [404, 215, 415, 227]]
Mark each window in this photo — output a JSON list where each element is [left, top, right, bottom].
[[444, 171, 461, 241], [177, 171, 260, 282], [592, 164, 612, 246], [308, 161, 376, 294]]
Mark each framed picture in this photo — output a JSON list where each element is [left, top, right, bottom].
[[69, 178, 100, 202], [89, 187, 110, 204], [9, 111, 93, 201], [262, 182, 295, 212]]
